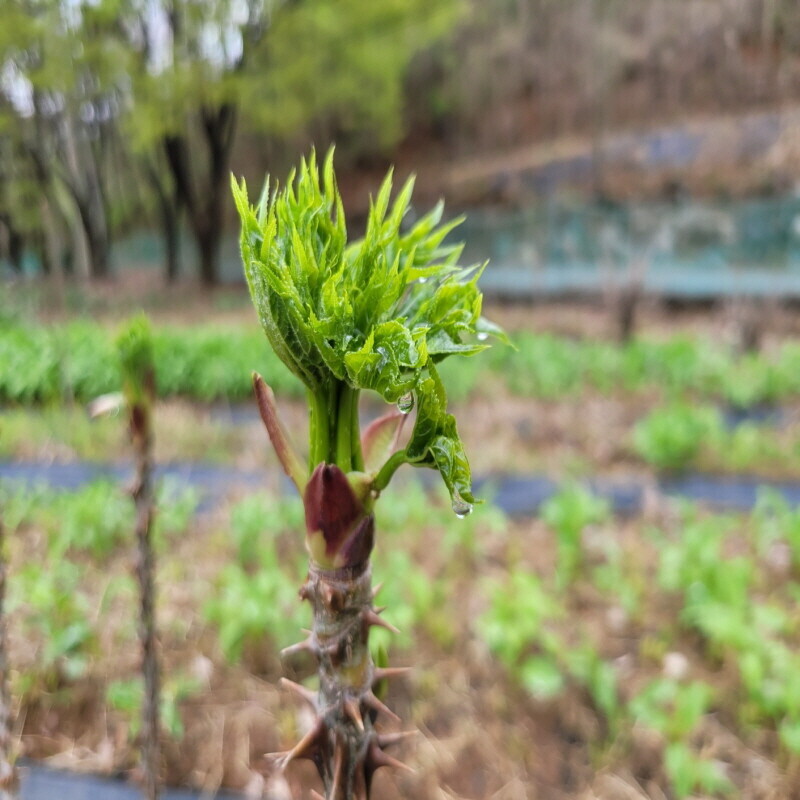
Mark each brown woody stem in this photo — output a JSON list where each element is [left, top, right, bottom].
[[310, 561, 374, 799], [280, 555, 409, 799], [131, 404, 160, 800], [0, 515, 17, 799]]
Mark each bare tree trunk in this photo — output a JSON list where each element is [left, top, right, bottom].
[[76, 199, 111, 280], [6, 227, 23, 275], [68, 206, 91, 282], [161, 204, 181, 284], [615, 283, 641, 344], [143, 160, 181, 284], [60, 110, 112, 280], [0, 515, 18, 800], [162, 104, 237, 287], [130, 400, 160, 800], [196, 221, 222, 287], [40, 199, 66, 309], [729, 296, 766, 355]]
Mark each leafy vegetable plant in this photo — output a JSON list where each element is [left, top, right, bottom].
[[540, 484, 609, 587], [633, 402, 722, 471], [233, 149, 504, 799], [630, 678, 732, 798]]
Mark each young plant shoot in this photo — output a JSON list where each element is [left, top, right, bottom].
[[117, 317, 161, 800], [233, 150, 504, 800]]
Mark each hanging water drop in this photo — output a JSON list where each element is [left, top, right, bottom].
[[451, 492, 473, 519], [418, 277, 428, 284], [477, 332, 489, 342], [397, 392, 414, 414]]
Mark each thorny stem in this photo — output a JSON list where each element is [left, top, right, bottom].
[[282, 557, 408, 800], [258, 378, 411, 798], [0, 515, 17, 799], [130, 404, 160, 800], [310, 562, 375, 800]]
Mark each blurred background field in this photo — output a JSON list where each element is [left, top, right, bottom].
[[7, 1, 800, 799]]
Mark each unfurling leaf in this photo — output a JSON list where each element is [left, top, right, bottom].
[[361, 410, 406, 473]]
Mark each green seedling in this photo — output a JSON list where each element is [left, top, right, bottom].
[[630, 678, 732, 798], [752, 488, 800, 571], [653, 505, 800, 755], [541, 484, 609, 587], [479, 569, 620, 726], [9, 560, 95, 692], [1, 480, 195, 561], [204, 501, 304, 663], [233, 148, 504, 799], [479, 570, 564, 695], [633, 402, 722, 471], [107, 673, 201, 740]]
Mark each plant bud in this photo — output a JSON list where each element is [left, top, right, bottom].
[[303, 463, 374, 569]]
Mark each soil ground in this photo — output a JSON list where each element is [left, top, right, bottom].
[[6, 281, 800, 798]]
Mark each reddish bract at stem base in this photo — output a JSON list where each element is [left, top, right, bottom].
[[304, 464, 374, 570]]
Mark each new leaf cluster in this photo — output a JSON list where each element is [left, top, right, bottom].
[[232, 149, 503, 505]]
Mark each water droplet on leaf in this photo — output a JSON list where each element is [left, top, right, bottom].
[[451, 492, 473, 519], [397, 392, 414, 414], [418, 277, 428, 284], [477, 332, 489, 341]]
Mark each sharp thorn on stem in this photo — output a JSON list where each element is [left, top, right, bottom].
[[331, 737, 345, 796], [279, 677, 317, 709], [277, 717, 324, 768], [364, 691, 401, 722], [343, 698, 364, 731], [280, 637, 316, 658], [367, 741, 414, 774], [378, 730, 417, 749], [373, 666, 410, 683], [363, 608, 399, 634]]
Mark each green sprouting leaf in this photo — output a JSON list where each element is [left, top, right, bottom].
[[234, 148, 505, 501], [117, 315, 155, 408], [404, 365, 474, 505], [520, 656, 564, 699], [664, 742, 732, 798], [342, 321, 424, 402], [779, 717, 800, 753]]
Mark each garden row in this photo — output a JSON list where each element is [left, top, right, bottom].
[[4, 320, 800, 407], [7, 395, 800, 482], [3, 478, 800, 798]]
